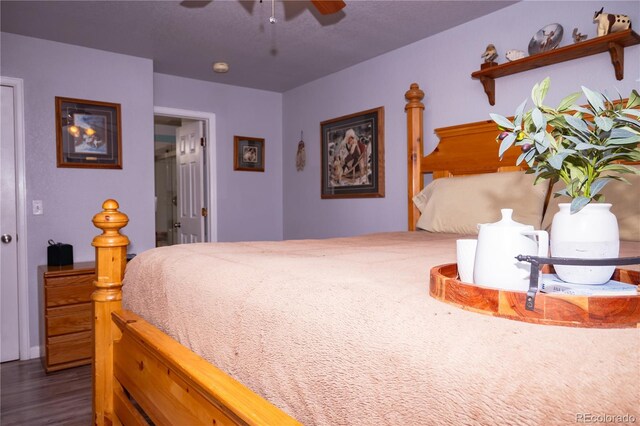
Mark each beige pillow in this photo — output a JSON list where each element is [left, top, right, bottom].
[[541, 171, 640, 241], [413, 171, 548, 235]]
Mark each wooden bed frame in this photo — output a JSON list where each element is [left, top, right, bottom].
[[91, 83, 528, 425]]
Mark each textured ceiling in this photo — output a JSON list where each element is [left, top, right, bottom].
[[1, 0, 517, 92]]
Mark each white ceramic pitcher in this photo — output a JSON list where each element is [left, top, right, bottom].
[[474, 209, 549, 292]]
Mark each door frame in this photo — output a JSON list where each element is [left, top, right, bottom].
[[1, 76, 31, 360], [153, 107, 217, 242]]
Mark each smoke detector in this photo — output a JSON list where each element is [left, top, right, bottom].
[[212, 62, 229, 73]]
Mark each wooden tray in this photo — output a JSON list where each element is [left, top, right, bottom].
[[429, 264, 640, 328]]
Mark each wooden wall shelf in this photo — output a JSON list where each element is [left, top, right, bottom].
[[471, 30, 640, 105]]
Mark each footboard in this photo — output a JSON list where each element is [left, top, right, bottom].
[[92, 200, 300, 426]]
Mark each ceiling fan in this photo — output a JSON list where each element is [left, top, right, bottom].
[[309, 0, 346, 15], [181, 1, 346, 18]]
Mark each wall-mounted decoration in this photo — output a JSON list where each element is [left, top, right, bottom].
[[55, 97, 122, 169], [234, 135, 265, 172], [481, 44, 498, 63], [572, 27, 588, 43], [296, 131, 305, 171], [320, 107, 384, 199], [505, 49, 526, 62], [528, 23, 563, 55], [593, 8, 631, 36]]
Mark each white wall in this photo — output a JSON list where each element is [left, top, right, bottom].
[[0, 33, 156, 349], [282, 0, 640, 239], [153, 73, 284, 242], [1, 0, 638, 353]]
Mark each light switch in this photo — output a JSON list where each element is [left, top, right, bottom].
[[32, 200, 43, 215]]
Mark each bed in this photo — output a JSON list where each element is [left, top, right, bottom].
[[91, 83, 640, 426]]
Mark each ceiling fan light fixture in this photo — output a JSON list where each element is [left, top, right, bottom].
[[212, 62, 229, 73]]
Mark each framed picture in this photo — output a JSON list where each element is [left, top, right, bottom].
[[321, 107, 384, 198], [55, 97, 122, 169], [234, 136, 265, 172]]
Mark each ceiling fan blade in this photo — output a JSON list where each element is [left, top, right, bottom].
[[310, 0, 346, 15]]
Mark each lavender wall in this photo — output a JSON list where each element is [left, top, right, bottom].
[[0, 33, 155, 349], [282, 1, 640, 239], [153, 73, 283, 242]]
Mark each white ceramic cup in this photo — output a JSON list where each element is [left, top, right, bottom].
[[456, 239, 477, 283]]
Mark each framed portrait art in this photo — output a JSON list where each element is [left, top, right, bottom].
[[234, 136, 265, 172], [321, 107, 384, 198], [55, 97, 122, 169]]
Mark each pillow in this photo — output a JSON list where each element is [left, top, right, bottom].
[[541, 170, 640, 241], [413, 171, 548, 235]]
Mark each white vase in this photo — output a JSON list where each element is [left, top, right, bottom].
[[550, 203, 619, 284]]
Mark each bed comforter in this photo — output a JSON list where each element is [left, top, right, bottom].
[[123, 232, 640, 425]]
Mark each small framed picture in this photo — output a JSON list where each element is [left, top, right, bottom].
[[55, 97, 122, 169], [321, 107, 384, 198], [234, 136, 265, 172]]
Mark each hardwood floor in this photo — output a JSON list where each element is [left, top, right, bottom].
[[0, 358, 91, 425]]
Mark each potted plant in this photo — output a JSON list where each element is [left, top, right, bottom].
[[489, 77, 640, 284]]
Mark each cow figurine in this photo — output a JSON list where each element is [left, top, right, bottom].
[[593, 7, 632, 36]]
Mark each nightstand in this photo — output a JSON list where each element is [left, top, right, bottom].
[[38, 261, 95, 372]]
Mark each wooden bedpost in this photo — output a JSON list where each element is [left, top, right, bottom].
[[92, 199, 129, 426], [405, 83, 425, 231]]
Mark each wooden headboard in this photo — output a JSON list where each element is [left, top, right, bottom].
[[404, 83, 526, 231]]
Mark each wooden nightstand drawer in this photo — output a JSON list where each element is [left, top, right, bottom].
[[39, 262, 95, 372], [46, 304, 92, 336], [47, 331, 92, 366], [45, 281, 93, 307]]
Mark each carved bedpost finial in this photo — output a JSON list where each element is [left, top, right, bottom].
[[92, 199, 129, 244], [405, 83, 425, 111], [91, 199, 129, 426]]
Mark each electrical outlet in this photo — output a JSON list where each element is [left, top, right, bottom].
[[32, 200, 43, 215]]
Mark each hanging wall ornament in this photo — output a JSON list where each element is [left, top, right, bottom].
[[296, 131, 306, 171]]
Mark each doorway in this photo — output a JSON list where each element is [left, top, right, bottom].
[[1, 76, 30, 361], [153, 107, 217, 246]]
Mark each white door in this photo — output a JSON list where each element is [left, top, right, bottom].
[[176, 121, 206, 243], [1, 83, 20, 362]]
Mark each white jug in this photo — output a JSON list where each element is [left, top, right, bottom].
[[473, 209, 548, 292]]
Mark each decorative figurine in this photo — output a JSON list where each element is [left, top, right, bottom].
[[505, 49, 526, 62], [593, 8, 631, 36], [296, 131, 305, 172], [572, 27, 588, 43], [481, 44, 498, 63]]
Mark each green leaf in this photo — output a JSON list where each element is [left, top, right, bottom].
[[498, 133, 517, 158], [604, 164, 640, 175], [589, 178, 610, 196], [574, 142, 609, 151], [490, 113, 515, 130], [563, 134, 588, 145], [515, 151, 527, 166], [564, 114, 589, 134], [538, 78, 550, 105], [544, 132, 556, 148], [616, 115, 640, 128], [572, 106, 593, 116], [532, 78, 550, 107], [595, 116, 614, 132], [547, 153, 565, 170], [557, 92, 582, 112], [531, 107, 545, 130], [626, 89, 640, 109], [607, 136, 640, 145], [610, 127, 638, 138], [582, 86, 605, 112], [570, 197, 590, 214], [514, 99, 527, 127]]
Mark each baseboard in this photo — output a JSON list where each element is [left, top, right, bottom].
[[28, 345, 41, 360]]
